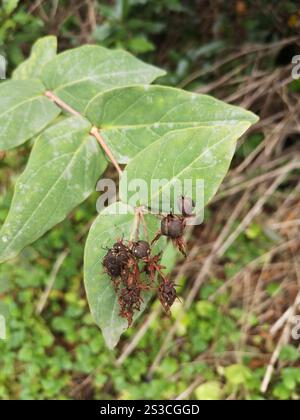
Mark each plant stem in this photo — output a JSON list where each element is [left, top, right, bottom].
[[90, 127, 122, 177], [45, 91, 81, 118], [44, 90, 123, 176]]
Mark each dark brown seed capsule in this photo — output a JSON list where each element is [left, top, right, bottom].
[[103, 241, 132, 279], [103, 250, 123, 278], [112, 241, 133, 266], [131, 240, 151, 259], [112, 241, 129, 254], [161, 215, 184, 239]]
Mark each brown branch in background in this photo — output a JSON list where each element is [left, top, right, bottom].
[[261, 232, 300, 393], [87, 0, 97, 35], [36, 219, 95, 315], [260, 290, 300, 393], [44, 91, 123, 176], [36, 250, 69, 315], [179, 36, 300, 89]]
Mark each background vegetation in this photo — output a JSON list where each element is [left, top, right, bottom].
[[0, 0, 300, 400]]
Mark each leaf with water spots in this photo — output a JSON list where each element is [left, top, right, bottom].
[[12, 36, 57, 80], [0, 116, 107, 263], [42, 45, 166, 113], [84, 202, 163, 349], [85, 85, 258, 163], [0, 79, 61, 150], [120, 123, 253, 212]]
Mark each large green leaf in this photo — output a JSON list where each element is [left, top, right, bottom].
[[42, 45, 165, 113], [84, 202, 163, 349], [120, 123, 252, 211], [0, 117, 107, 263], [0, 79, 60, 150], [85, 85, 258, 163], [12, 36, 57, 80]]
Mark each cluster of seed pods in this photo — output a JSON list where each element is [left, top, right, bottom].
[[103, 197, 194, 326], [102, 197, 193, 325]]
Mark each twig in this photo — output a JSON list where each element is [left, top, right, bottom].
[[270, 297, 300, 336], [270, 219, 300, 230], [36, 250, 69, 314], [29, 0, 46, 15], [261, 232, 300, 394], [175, 376, 203, 400], [217, 164, 297, 257], [214, 162, 299, 203], [116, 307, 160, 366], [260, 290, 300, 394], [210, 238, 300, 301], [179, 36, 300, 88], [36, 220, 94, 315]]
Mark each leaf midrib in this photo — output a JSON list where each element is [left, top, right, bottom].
[[100, 120, 251, 130]]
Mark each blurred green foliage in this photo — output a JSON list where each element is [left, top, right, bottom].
[[1, 0, 300, 400], [1, 0, 299, 82]]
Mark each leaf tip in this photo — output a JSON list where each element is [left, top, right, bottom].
[[102, 326, 125, 350]]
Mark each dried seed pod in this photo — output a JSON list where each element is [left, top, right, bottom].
[[102, 240, 133, 283], [103, 250, 123, 278], [158, 278, 177, 313], [143, 252, 164, 282], [112, 241, 129, 254], [118, 285, 144, 326], [161, 214, 185, 239], [131, 240, 151, 259], [152, 214, 187, 257]]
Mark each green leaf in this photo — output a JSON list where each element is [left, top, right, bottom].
[[42, 45, 165, 113], [84, 202, 162, 349], [12, 36, 57, 80], [85, 85, 258, 163], [0, 117, 107, 263], [0, 79, 60, 150], [224, 364, 252, 386], [195, 381, 222, 400], [273, 383, 291, 400], [120, 124, 251, 211], [127, 36, 155, 54], [279, 345, 300, 362]]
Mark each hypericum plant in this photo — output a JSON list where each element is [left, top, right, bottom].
[[0, 36, 258, 348]]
